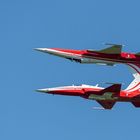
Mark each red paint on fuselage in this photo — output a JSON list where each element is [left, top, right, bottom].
[[53, 48, 86, 55], [48, 87, 101, 96], [45, 86, 140, 103], [53, 48, 140, 64]]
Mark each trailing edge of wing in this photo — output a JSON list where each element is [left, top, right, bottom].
[[132, 101, 140, 107], [88, 45, 122, 54], [97, 100, 116, 109], [135, 52, 140, 56]]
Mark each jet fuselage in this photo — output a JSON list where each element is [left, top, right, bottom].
[[35, 48, 140, 66], [36, 84, 140, 103]]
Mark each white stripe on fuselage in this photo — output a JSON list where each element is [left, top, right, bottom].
[[125, 64, 140, 92], [46, 49, 115, 64], [47, 85, 103, 91], [45, 48, 82, 58]]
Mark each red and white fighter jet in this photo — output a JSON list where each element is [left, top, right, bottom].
[[35, 44, 140, 109], [36, 64, 140, 109], [35, 44, 140, 66]]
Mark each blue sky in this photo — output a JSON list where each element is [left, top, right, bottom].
[[1, 0, 140, 139]]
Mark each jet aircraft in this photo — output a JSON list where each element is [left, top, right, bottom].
[[35, 45, 140, 109], [35, 44, 140, 66], [36, 64, 140, 109]]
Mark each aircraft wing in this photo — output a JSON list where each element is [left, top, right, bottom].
[[88, 84, 121, 109], [132, 101, 140, 107], [98, 84, 121, 109], [96, 100, 116, 109], [87, 44, 123, 54]]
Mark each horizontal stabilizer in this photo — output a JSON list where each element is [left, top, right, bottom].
[[88, 45, 122, 54], [132, 101, 140, 107], [97, 100, 116, 109]]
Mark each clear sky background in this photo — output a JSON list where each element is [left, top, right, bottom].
[[1, 0, 140, 139]]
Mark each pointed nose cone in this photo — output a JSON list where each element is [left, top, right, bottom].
[[36, 88, 50, 93], [34, 48, 59, 55], [34, 47, 72, 60], [34, 48, 48, 53]]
